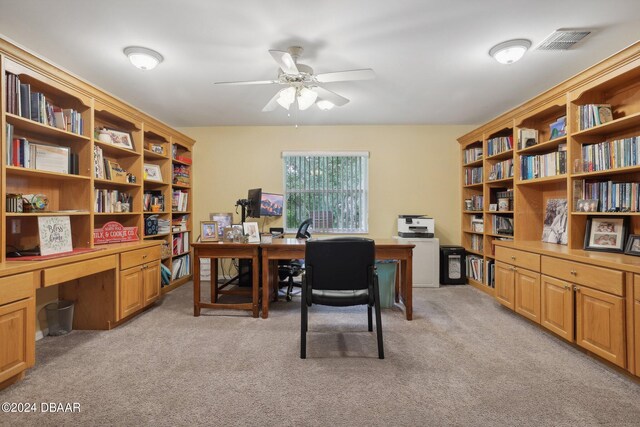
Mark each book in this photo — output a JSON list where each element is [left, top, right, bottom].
[[518, 128, 538, 149]]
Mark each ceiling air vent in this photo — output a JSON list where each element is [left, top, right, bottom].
[[536, 29, 591, 51]]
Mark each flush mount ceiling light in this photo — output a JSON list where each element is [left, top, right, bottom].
[[123, 46, 164, 70], [489, 39, 531, 64]]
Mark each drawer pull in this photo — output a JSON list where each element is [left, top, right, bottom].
[[570, 270, 577, 276], [511, 256, 516, 260], [143, 254, 148, 258], [564, 284, 570, 290], [575, 286, 581, 292]]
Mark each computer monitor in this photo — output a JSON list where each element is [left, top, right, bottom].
[[260, 193, 284, 217], [246, 188, 262, 218]]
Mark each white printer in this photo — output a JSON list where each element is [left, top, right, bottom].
[[397, 215, 435, 238]]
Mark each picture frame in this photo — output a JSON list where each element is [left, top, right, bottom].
[[209, 212, 233, 237], [200, 221, 219, 242], [38, 215, 73, 256], [103, 128, 134, 150], [584, 216, 629, 252], [243, 221, 260, 243], [624, 234, 640, 256], [576, 199, 599, 213], [489, 203, 497, 212], [143, 163, 163, 182], [488, 171, 497, 181]]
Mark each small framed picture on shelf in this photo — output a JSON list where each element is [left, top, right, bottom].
[[584, 216, 628, 253], [489, 204, 498, 212], [102, 128, 134, 150], [488, 171, 497, 181], [200, 221, 219, 242], [143, 163, 163, 182], [624, 234, 640, 256], [243, 222, 260, 243], [576, 199, 598, 212]]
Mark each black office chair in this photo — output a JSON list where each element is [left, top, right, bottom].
[[300, 237, 384, 359], [278, 218, 312, 301]]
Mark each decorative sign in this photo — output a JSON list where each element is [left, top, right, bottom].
[[38, 216, 73, 256], [94, 221, 139, 245]]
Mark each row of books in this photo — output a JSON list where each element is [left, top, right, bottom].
[[6, 133, 79, 174], [491, 215, 513, 235], [470, 215, 483, 232], [466, 256, 483, 282], [468, 195, 483, 211], [520, 148, 567, 180], [575, 179, 640, 212], [518, 128, 539, 150], [173, 164, 190, 185], [94, 189, 132, 213], [143, 190, 165, 211], [172, 215, 189, 232], [173, 232, 190, 256], [486, 260, 495, 288], [464, 167, 482, 185], [488, 158, 513, 181], [470, 234, 483, 252], [578, 104, 613, 131], [172, 190, 189, 212], [580, 136, 640, 173], [463, 147, 482, 164], [172, 253, 191, 280], [6, 73, 84, 134], [486, 135, 513, 157]]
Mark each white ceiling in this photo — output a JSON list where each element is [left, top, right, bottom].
[[0, 0, 639, 127]]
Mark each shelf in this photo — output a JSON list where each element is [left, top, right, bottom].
[[6, 211, 90, 217], [571, 165, 640, 179], [172, 182, 191, 189], [465, 248, 484, 256], [144, 179, 170, 186], [571, 211, 640, 216], [144, 233, 171, 239], [94, 178, 141, 188], [463, 159, 483, 167], [486, 177, 513, 186], [173, 250, 192, 257], [143, 149, 169, 160], [161, 275, 191, 295], [467, 278, 495, 297], [486, 150, 514, 161], [463, 229, 484, 235], [516, 136, 567, 155], [6, 166, 90, 181], [94, 212, 143, 216], [172, 230, 190, 235], [463, 183, 483, 189], [172, 157, 192, 166], [572, 111, 640, 138], [94, 140, 140, 158], [487, 210, 514, 214], [6, 113, 90, 142], [463, 210, 484, 214], [485, 233, 514, 239], [144, 211, 170, 215], [172, 211, 191, 215], [516, 174, 567, 185]]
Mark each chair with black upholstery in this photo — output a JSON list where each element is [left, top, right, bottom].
[[278, 218, 312, 301], [300, 237, 384, 359]]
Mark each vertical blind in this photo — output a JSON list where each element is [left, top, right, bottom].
[[283, 152, 369, 233]]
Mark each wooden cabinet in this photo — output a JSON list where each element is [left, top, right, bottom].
[[635, 299, 639, 375], [143, 262, 161, 306], [541, 275, 574, 342], [514, 268, 541, 323], [495, 262, 515, 309], [120, 266, 144, 319], [0, 298, 35, 384]]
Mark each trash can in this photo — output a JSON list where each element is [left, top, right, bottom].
[[45, 300, 74, 336], [439, 245, 466, 285], [376, 260, 397, 308]]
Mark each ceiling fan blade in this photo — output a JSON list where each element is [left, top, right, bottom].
[[269, 50, 299, 75], [315, 69, 375, 83], [262, 91, 282, 112], [214, 79, 279, 86], [313, 86, 349, 107]]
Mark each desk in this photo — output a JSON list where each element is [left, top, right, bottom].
[[192, 242, 260, 318], [260, 239, 415, 320]]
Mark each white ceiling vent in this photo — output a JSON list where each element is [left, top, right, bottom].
[[536, 29, 592, 51]]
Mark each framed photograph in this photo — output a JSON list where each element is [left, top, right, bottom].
[[489, 203, 498, 212], [200, 221, 219, 242], [144, 163, 163, 182], [488, 171, 497, 181], [576, 199, 598, 212], [624, 234, 640, 256], [104, 128, 134, 150], [541, 199, 568, 245], [243, 222, 260, 243], [209, 212, 233, 237], [584, 216, 629, 252], [222, 226, 235, 242]]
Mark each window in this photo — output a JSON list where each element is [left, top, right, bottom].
[[283, 152, 368, 233]]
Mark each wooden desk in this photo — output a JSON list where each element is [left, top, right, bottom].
[[192, 242, 260, 318], [260, 239, 415, 320]]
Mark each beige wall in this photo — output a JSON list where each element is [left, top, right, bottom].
[[180, 125, 473, 245]]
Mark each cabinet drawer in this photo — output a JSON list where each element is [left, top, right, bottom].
[[43, 255, 117, 287], [495, 247, 540, 272], [542, 256, 623, 296], [0, 272, 37, 306], [120, 246, 161, 270]]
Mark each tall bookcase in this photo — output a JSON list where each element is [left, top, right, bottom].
[[458, 41, 640, 296], [0, 37, 195, 292]]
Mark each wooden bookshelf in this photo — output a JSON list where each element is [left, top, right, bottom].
[[169, 136, 194, 286]]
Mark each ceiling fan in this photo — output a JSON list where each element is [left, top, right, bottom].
[[214, 46, 375, 112]]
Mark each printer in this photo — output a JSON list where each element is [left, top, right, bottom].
[[397, 215, 435, 238]]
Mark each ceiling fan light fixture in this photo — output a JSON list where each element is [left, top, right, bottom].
[[276, 87, 296, 110], [316, 99, 335, 111], [489, 39, 531, 64], [297, 87, 318, 110], [124, 46, 164, 70]]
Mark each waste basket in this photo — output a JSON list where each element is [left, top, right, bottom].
[[375, 260, 397, 308], [45, 300, 74, 336]]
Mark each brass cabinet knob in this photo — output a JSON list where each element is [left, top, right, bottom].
[[511, 256, 516, 260], [570, 270, 577, 276]]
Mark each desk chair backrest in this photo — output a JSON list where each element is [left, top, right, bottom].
[[296, 218, 313, 239], [305, 237, 375, 292]]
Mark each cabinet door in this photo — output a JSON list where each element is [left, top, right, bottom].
[[541, 275, 574, 342], [143, 262, 161, 306], [576, 286, 625, 368], [634, 300, 639, 376], [515, 269, 541, 323], [0, 298, 35, 383], [495, 262, 515, 310], [120, 267, 143, 319]]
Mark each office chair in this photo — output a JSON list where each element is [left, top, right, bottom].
[[300, 237, 384, 359], [278, 218, 312, 301]]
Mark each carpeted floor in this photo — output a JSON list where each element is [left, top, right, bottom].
[[1, 283, 640, 426]]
